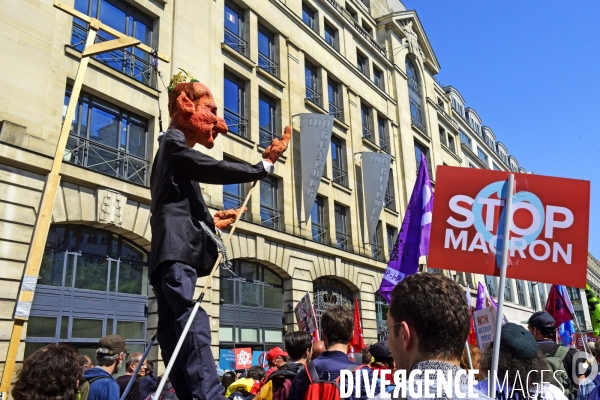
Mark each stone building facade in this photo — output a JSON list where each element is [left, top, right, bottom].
[[0, 0, 584, 381]]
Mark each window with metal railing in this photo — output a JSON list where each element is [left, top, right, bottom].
[[386, 225, 397, 258], [223, 181, 247, 221], [70, 1, 154, 87], [361, 105, 375, 143], [311, 197, 328, 244], [224, 3, 247, 56], [63, 89, 149, 186], [575, 311, 586, 330], [305, 62, 321, 107], [406, 58, 426, 133], [516, 280, 526, 306], [335, 204, 350, 250], [258, 26, 278, 77], [371, 223, 383, 261], [460, 131, 472, 148], [485, 276, 497, 298], [384, 170, 396, 211], [378, 117, 389, 153], [331, 136, 348, 188], [478, 149, 489, 165], [328, 80, 343, 121], [528, 282, 538, 311], [259, 94, 279, 147], [373, 67, 384, 90], [224, 74, 248, 138], [504, 279, 513, 302], [414, 141, 433, 177], [260, 176, 282, 230], [357, 52, 369, 77]]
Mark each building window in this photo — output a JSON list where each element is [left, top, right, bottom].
[[386, 225, 397, 258], [328, 80, 342, 121], [528, 282, 538, 311], [504, 279, 513, 302], [485, 276, 497, 298], [414, 141, 432, 177], [361, 104, 374, 143], [258, 93, 277, 147], [484, 134, 495, 149], [466, 273, 474, 289], [302, 3, 316, 32], [451, 97, 464, 117], [375, 294, 389, 340], [224, 2, 246, 55], [258, 25, 278, 77], [357, 52, 368, 77], [516, 280, 526, 306], [384, 170, 395, 211], [311, 196, 327, 244], [223, 160, 247, 220], [63, 89, 149, 185], [439, 126, 447, 146], [406, 58, 425, 132], [334, 204, 350, 250], [493, 164, 501, 171], [460, 131, 471, 148], [361, 21, 373, 37], [305, 61, 321, 106], [575, 311, 586, 330], [477, 149, 488, 165], [331, 137, 347, 187], [260, 176, 281, 230], [377, 116, 389, 153], [373, 67, 384, 90], [27, 224, 148, 358], [446, 134, 456, 154], [219, 261, 284, 351], [371, 222, 383, 261], [224, 74, 248, 138], [566, 287, 581, 301], [324, 21, 338, 50], [71, 0, 154, 86], [345, 4, 357, 21]]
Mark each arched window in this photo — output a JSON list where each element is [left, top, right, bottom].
[[406, 58, 425, 132], [26, 224, 149, 359], [313, 277, 353, 337], [219, 261, 284, 353]]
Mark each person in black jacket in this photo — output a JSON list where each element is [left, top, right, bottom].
[[266, 331, 313, 400], [150, 77, 290, 400]]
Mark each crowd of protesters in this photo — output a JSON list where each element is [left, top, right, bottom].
[[11, 274, 600, 400]]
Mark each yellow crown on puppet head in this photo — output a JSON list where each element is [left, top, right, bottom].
[[168, 69, 199, 94]]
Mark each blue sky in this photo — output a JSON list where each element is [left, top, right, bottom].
[[401, 0, 600, 258]]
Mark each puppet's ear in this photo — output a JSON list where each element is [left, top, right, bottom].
[[176, 90, 195, 114]]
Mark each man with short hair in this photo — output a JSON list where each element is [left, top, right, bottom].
[[260, 331, 312, 400], [116, 352, 146, 400], [373, 273, 490, 399], [265, 346, 289, 379], [83, 335, 128, 400], [527, 311, 582, 394], [79, 354, 94, 370], [287, 305, 379, 400]]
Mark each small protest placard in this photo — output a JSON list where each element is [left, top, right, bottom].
[[252, 351, 268, 368], [473, 306, 497, 349], [234, 347, 253, 369], [295, 292, 318, 335], [219, 349, 235, 370]]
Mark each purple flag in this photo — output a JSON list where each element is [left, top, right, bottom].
[[378, 154, 433, 303], [476, 282, 486, 311]]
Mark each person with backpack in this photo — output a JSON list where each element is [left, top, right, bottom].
[[527, 311, 583, 399], [82, 335, 129, 400], [287, 305, 379, 400], [477, 323, 568, 399], [255, 331, 313, 400]]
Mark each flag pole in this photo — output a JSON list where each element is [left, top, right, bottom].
[[490, 174, 514, 399], [562, 287, 592, 357]]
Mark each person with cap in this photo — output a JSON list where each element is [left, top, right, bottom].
[[369, 341, 394, 382], [83, 335, 129, 400], [477, 323, 568, 399], [265, 347, 289, 379], [527, 311, 583, 395]]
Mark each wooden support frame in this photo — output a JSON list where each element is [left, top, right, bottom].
[[0, 2, 169, 396]]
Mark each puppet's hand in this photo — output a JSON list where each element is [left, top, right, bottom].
[[214, 207, 247, 230], [262, 126, 291, 164]]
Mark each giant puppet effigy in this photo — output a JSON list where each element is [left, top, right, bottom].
[[149, 72, 290, 400]]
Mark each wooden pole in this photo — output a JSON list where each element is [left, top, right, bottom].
[[0, 3, 169, 395]]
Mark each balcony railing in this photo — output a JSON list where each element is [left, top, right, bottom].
[[416, 161, 433, 178], [408, 76, 421, 94], [411, 116, 426, 133], [258, 53, 278, 77], [384, 192, 395, 211], [259, 127, 280, 148], [371, 244, 384, 262], [362, 126, 375, 143], [332, 165, 348, 187], [224, 28, 247, 56], [306, 86, 321, 107], [336, 232, 351, 251], [71, 22, 154, 87], [312, 224, 328, 244], [224, 108, 248, 139], [223, 192, 247, 221], [329, 102, 343, 121], [260, 204, 282, 231], [65, 135, 149, 186], [379, 135, 389, 153]]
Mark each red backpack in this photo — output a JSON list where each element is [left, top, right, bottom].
[[303, 361, 363, 400]]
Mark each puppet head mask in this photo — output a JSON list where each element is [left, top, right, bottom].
[[167, 72, 228, 149]]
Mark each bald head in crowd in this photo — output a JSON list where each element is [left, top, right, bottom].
[[311, 341, 325, 360]]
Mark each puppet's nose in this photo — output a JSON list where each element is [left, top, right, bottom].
[[215, 117, 228, 134]]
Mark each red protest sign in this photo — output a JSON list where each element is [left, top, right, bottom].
[[575, 333, 596, 350], [428, 166, 590, 288], [234, 347, 253, 369]]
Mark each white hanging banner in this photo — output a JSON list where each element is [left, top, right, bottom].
[[300, 113, 334, 223], [361, 152, 391, 242]]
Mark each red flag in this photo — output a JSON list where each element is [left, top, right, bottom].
[[350, 299, 365, 351], [312, 328, 320, 342], [546, 284, 574, 327]]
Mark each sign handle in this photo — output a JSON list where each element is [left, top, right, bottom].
[[489, 174, 514, 399]]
